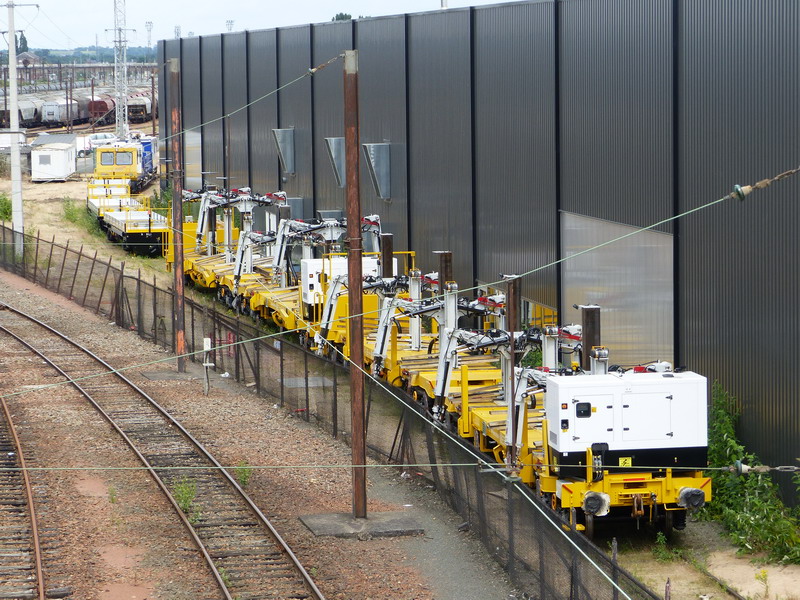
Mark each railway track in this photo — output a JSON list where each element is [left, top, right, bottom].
[[0, 382, 46, 599], [0, 302, 325, 600]]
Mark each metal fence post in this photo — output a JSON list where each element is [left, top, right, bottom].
[[235, 320, 241, 382], [280, 339, 285, 408], [304, 349, 310, 421], [507, 477, 516, 580], [254, 341, 261, 396], [81, 250, 98, 306], [332, 359, 338, 439], [612, 537, 619, 600], [152, 275, 158, 346], [55, 240, 69, 294], [137, 269, 143, 336], [68, 244, 83, 299], [96, 255, 113, 314], [32, 230, 40, 285]]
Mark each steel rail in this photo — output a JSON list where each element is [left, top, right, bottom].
[[0, 302, 325, 600], [0, 373, 46, 600]]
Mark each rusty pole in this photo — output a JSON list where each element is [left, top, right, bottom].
[[151, 68, 156, 137], [505, 275, 520, 471], [169, 58, 186, 373], [380, 232, 393, 279], [344, 49, 367, 519]]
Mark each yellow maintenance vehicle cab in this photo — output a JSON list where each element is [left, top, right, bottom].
[[86, 139, 165, 256]]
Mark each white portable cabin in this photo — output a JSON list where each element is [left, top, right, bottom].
[[31, 142, 76, 182]]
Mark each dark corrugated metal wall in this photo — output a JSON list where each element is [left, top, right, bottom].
[[160, 0, 800, 503], [355, 17, 410, 249], [180, 38, 203, 189], [311, 22, 352, 212], [222, 33, 250, 190], [159, 40, 181, 176], [246, 30, 279, 194], [277, 26, 313, 203], [473, 3, 558, 306], [407, 9, 474, 286], [678, 0, 800, 499], [200, 36, 224, 185], [560, 0, 674, 231]]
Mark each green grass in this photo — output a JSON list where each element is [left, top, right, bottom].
[[63, 197, 103, 237]]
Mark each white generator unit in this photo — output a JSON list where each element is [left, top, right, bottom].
[[545, 370, 708, 476], [300, 256, 390, 305]]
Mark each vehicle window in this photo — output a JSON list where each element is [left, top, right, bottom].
[[100, 153, 114, 165], [116, 152, 133, 165]]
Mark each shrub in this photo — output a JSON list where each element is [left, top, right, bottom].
[[0, 193, 11, 221], [705, 382, 800, 563]]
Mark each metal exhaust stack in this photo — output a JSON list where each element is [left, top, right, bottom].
[[580, 304, 601, 372], [380, 233, 393, 279]]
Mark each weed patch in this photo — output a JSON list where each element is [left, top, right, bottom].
[[651, 532, 682, 562], [234, 461, 253, 488], [172, 476, 202, 524]]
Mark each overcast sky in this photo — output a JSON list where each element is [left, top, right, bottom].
[[0, 1, 515, 51]]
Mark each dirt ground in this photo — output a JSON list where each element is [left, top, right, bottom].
[[2, 175, 799, 599]]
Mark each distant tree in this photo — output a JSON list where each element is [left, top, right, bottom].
[[332, 12, 352, 21], [18, 32, 28, 53]]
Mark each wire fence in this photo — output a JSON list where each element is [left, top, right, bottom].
[[0, 223, 660, 600]]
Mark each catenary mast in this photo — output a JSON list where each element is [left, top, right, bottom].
[[113, 0, 129, 139]]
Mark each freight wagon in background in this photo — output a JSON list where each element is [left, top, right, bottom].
[[128, 95, 156, 122], [41, 96, 90, 127], [0, 87, 156, 129]]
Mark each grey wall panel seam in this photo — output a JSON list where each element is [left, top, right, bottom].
[[554, 0, 563, 316], [469, 6, 478, 292]]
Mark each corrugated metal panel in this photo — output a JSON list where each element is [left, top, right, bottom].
[[678, 0, 800, 499], [159, 40, 181, 181], [311, 21, 352, 212], [562, 212, 673, 366], [222, 32, 250, 190], [200, 36, 224, 187], [246, 30, 279, 194], [473, 2, 557, 307], [407, 9, 473, 284], [180, 37, 203, 190], [355, 16, 409, 249], [560, 0, 673, 231], [277, 26, 313, 205]]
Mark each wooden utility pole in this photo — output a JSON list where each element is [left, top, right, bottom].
[[169, 58, 186, 373], [344, 49, 366, 519]]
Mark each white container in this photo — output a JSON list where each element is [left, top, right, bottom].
[[31, 142, 76, 182]]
